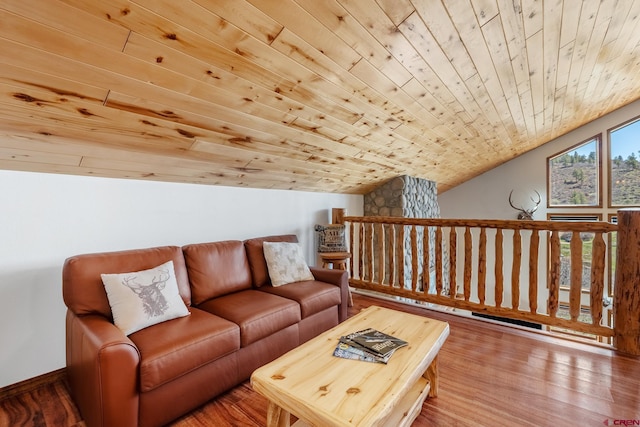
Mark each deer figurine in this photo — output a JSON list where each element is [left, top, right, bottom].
[[508, 190, 541, 220]]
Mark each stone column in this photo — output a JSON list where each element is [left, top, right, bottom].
[[363, 175, 447, 291]]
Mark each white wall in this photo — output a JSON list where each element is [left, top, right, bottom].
[[0, 171, 362, 388]]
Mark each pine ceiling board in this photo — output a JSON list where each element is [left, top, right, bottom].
[[189, 0, 283, 46], [481, 16, 528, 140], [268, 27, 413, 128], [462, 72, 515, 149], [442, 0, 519, 143], [0, 131, 245, 176], [523, 2, 544, 40], [398, 12, 492, 141], [0, 102, 196, 155], [228, 0, 363, 71], [375, 0, 414, 26], [0, 0, 130, 51], [293, 0, 413, 86], [0, 82, 211, 153], [105, 91, 365, 160], [580, 6, 619, 109], [599, 17, 640, 108], [553, 41, 575, 134], [64, 0, 364, 126], [0, 63, 108, 107], [595, 8, 640, 109], [0, 13, 372, 164], [191, 139, 365, 185], [494, 0, 536, 138], [469, 0, 499, 27], [0, 146, 82, 167], [559, 0, 583, 48], [131, 0, 357, 91], [123, 32, 363, 140], [267, 29, 434, 149], [526, 29, 544, 123], [410, 1, 477, 82], [561, 1, 600, 129], [401, 78, 476, 140], [337, 0, 426, 86], [540, 0, 563, 136], [348, 59, 458, 141]]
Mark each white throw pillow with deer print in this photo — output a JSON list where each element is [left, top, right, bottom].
[[101, 260, 190, 335]]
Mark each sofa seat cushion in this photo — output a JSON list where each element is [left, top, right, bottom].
[[258, 281, 341, 319], [198, 290, 301, 347], [129, 307, 240, 393]]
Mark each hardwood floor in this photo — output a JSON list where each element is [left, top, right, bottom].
[[2, 292, 639, 427]]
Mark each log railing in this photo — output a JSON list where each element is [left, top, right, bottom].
[[342, 210, 640, 355]]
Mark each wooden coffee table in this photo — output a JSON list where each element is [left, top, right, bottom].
[[251, 305, 450, 426]]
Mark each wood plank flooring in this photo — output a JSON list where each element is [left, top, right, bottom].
[[1, 292, 639, 427]]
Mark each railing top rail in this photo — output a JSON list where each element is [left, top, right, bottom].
[[344, 216, 618, 233]]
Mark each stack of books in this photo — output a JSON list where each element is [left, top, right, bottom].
[[333, 328, 408, 364]]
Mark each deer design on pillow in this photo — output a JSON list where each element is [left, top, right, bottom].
[[123, 269, 171, 317]]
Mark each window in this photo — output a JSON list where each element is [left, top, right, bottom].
[[547, 136, 601, 207], [609, 118, 640, 207]]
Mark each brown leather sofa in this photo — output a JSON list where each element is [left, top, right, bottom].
[[62, 234, 348, 427]]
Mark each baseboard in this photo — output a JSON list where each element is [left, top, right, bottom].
[[0, 368, 67, 402]]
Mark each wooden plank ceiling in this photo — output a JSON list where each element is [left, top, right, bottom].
[[1, 1, 640, 194]]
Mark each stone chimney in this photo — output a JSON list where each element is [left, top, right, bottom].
[[363, 175, 445, 291]]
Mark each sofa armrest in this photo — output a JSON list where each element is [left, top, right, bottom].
[[309, 267, 349, 322], [66, 310, 140, 427]]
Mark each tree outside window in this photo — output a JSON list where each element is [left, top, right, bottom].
[[547, 137, 601, 207], [609, 118, 640, 207]]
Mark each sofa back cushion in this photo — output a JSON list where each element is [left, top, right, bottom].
[[244, 234, 298, 287], [182, 240, 252, 305], [63, 246, 191, 318]]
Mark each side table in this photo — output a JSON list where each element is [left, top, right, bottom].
[[319, 251, 353, 306]]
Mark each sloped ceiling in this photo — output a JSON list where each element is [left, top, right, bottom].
[[1, 0, 639, 194]]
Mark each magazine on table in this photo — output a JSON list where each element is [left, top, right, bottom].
[[333, 328, 408, 362], [332, 341, 395, 364]]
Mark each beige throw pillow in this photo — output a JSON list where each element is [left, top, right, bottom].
[[263, 242, 315, 287], [101, 260, 190, 335]]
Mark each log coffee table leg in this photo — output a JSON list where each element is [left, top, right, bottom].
[[267, 401, 291, 427], [424, 354, 439, 397]]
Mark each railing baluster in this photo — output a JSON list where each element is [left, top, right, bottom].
[[570, 232, 582, 321], [376, 223, 385, 285], [495, 229, 503, 308], [349, 221, 355, 278], [463, 227, 472, 301], [435, 227, 443, 296], [422, 226, 430, 293], [368, 223, 376, 283], [449, 227, 457, 299], [478, 228, 487, 306], [529, 230, 539, 314], [411, 225, 418, 292], [358, 222, 364, 281], [398, 225, 405, 289], [388, 224, 395, 287], [590, 232, 605, 326], [512, 230, 521, 310], [549, 231, 560, 318]]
